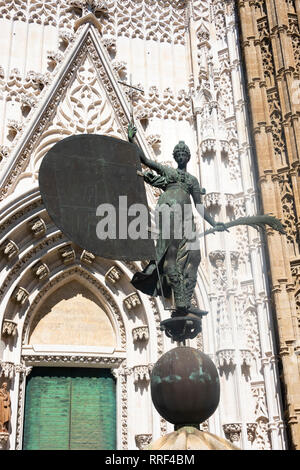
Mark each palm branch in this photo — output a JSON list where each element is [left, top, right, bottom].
[[204, 215, 286, 236]]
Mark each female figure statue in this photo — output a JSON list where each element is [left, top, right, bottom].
[[129, 125, 227, 318]]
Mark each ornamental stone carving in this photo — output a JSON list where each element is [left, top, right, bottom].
[[209, 251, 227, 292], [230, 251, 239, 270], [0, 145, 9, 161], [59, 245, 75, 264], [200, 420, 209, 432], [68, 0, 108, 17], [204, 192, 221, 207], [0, 362, 14, 379], [1, 320, 17, 337], [59, 29, 75, 47], [31, 261, 50, 280], [11, 286, 29, 305], [133, 365, 151, 384], [123, 292, 141, 310], [102, 37, 116, 54], [80, 250, 95, 265], [105, 266, 123, 284], [200, 139, 216, 154], [223, 423, 242, 443], [216, 349, 235, 368], [225, 193, 235, 208], [240, 350, 253, 367], [209, 250, 226, 267], [0, 240, 19, 260], [135, 434, 152, 450], [47, 50, 63, 69], [14, 364, 32, 376], [132, 326, 149, 343], [28, 217, 46, 238], [21, 354, 123, 367], [8, 119, 22, 133], [146, 134, 161, 149], [247, 423, 258, 443], [112, 60, 127, 75]]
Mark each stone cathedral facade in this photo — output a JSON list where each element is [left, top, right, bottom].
[[0, 0, 298, 451]]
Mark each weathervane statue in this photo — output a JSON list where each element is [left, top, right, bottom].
[[39, 92, 285, 343], [127, 123, 285, 341], [128, 126, 226, 315]]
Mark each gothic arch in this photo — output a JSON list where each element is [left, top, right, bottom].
[[21, 266, 127, 352]]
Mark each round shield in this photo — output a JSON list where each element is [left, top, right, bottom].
[[39, 134, 155, 261]]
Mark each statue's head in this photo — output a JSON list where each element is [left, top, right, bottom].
[[173, 141, 191, 165]]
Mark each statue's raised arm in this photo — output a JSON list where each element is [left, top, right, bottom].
[[128, 123, 162, 173]]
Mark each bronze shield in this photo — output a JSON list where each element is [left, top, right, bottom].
[[39, 134, 155, 261]]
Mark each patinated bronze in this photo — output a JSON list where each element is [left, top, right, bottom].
[[39, 134, 155, 261], [150, 347, 220, 428], [129, 124, 227, 321], [129, 124, 285, 341]]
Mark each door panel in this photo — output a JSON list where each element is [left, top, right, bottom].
[[23, 367, 116, 450]]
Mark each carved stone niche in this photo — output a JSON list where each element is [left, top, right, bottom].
[[31, 261, 50, 281], [80, 250, 95, 265], [11, 286, 29, 305], [0, 239, 19, 260], [123, 293, 141, 310], [105, 266, 123, 284], [2, 320, 18, 337], [135, 434, 153, 450], [223, 423, 242, 444], [59, 245, 75, 265], [132, 326, 149, 343], [28, 216, 46, 238]]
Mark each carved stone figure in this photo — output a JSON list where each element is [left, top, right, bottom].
[[0, 382, 11, 433]]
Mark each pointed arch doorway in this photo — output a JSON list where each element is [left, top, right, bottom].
[[23, 367, 116, 450]]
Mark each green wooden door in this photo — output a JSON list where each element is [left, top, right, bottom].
[[23, 367, 116, 450]]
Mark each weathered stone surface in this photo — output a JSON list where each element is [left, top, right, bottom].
[[147, 427, 239, 451]]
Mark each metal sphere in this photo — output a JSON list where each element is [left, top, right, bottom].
[[151, 347, 220, 427]]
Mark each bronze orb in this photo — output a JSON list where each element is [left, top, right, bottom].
[[151, 347, 220, 428]]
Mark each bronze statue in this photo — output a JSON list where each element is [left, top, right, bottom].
[[129, 124, 227, 320], [0, 382, 11, 433], [128, 124, 285, 340]]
